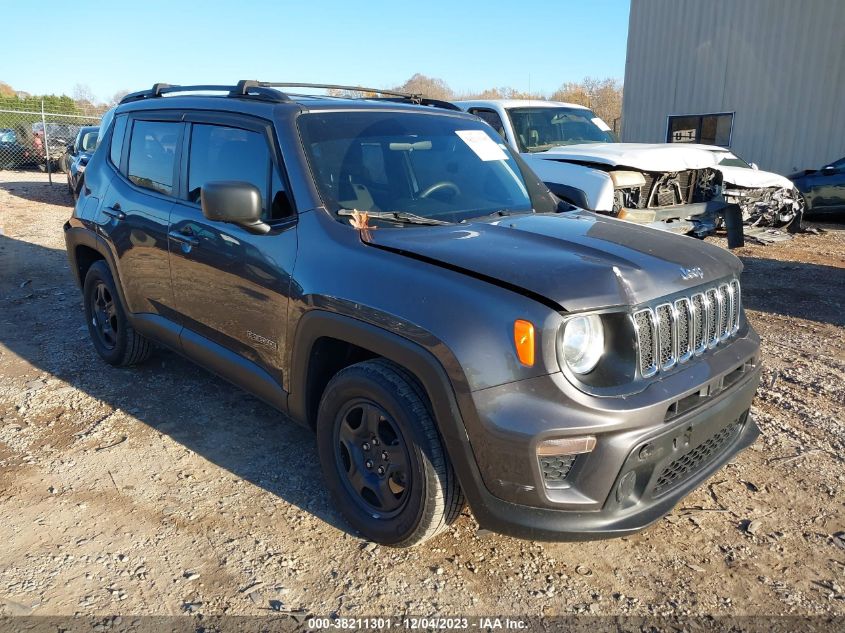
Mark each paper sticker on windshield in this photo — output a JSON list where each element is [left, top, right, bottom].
[[592, 117, 612, 132], [456, 130, 508, 161]]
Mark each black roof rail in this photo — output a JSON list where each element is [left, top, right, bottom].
[[255, 82, 421, 100], [380, 96, 462, 111], [252, 82, 462, 110], [119, 82, 291, 105], [118, 80, 459, 111]]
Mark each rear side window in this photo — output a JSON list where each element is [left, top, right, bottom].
[[188, 123, 288, 220], [127, 120, 181, 195], [109, 115, 127, 167]]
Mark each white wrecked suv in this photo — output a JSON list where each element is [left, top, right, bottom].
[[707, 148, 803, 231], [457, 99, 743, 244]]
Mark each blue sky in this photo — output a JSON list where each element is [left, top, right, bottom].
[[3, 0, 630, 102]]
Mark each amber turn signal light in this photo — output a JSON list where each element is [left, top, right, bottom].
[[513, 319, 535, 366]]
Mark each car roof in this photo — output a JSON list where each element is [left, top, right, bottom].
[[115, 94, 475, 120], [455, 99, 592, 111], [115, 82, 471, 120]]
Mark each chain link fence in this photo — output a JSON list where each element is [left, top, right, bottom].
[[0, 97, 103, 183]]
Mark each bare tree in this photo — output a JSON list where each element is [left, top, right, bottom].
[[109, 89, 131, 106], [457, 86, 545, 100], [72, 83, 96, 103], [551, 77, 623, 130], [392, 74, 453, 100]]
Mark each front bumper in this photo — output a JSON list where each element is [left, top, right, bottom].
[[457, 329, 761, 541], [618, 200, 743, 244]]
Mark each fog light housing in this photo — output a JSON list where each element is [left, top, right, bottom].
[[537, 436, 596, 489]]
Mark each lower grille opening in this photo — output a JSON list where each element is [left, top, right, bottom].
[[653, 413, 747, 496], [664, 361, 755, 421], [540, 454, 576, 489]]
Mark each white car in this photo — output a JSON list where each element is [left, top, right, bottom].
[[456, 99, 741, 242], [707, 148, 802, 230]]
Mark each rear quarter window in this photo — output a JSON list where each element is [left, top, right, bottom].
[[109, 115, 127, 168]]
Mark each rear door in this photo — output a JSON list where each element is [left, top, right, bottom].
[[99, 113, 183, 336], [167, 112, 297, 385]]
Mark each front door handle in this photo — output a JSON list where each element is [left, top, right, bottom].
[[103, 205, 125, 221], [168, 228, 199, 247]]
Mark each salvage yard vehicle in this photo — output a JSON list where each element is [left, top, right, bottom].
[[65, 81, 762, 546], [708, 148, 803, 230], [65, 125, 100, 199], [790, 155, 845, 216], [457, 99, 742, 244]]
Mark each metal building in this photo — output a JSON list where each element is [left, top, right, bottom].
[[621, 0, 845, 175]]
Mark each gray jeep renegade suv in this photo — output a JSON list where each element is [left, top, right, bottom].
[[64, 81, 761, 546]]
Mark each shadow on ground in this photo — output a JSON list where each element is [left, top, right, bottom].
[[0, 232, 349, 536], [739, 255, 845, 327], [0, 176, 72, 206]]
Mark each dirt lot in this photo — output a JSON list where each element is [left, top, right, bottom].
[[0, 171, 843, 620]]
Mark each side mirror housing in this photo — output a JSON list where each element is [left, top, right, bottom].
[[67, 143, 75, 154], [200, 181, 270, 235], [749, 162, 759, 170]]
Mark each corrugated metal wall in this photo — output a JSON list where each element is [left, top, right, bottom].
[[622, 0, 845, 175]]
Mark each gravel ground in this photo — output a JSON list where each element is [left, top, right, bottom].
[[0, 171, 843, 619]]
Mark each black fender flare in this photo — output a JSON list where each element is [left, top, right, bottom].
[[287, 309, 497, 514], [63, 224, 131, 313]]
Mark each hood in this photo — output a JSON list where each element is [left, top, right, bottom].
[[529, 143, 719, 172], [366, 211, 741, 311], [718, 164, 793, 190]]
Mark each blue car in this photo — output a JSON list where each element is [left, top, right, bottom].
[[790, 156, 845, 216], [66, 125, 99, 199]]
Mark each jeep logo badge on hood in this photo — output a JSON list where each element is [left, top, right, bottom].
[[680, 267, 705, 281]]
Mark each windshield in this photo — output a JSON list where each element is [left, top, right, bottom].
[[507, 107, 616, 152], [717, 152, 751, 168], [298, 111, 559, 224]]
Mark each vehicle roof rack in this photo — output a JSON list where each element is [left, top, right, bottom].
[[119, 82, 291, 105], [119, 81, 461, 111], [251, 82, 461, 110]]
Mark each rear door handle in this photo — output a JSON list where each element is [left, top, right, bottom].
[[103, 205, 125, 221], [168, 228, 199, 247]]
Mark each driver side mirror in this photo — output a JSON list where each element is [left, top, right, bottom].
[[749, 162, 759, 170], [67, 143, 75, 154], [200, 181, 270, 235], [823, 165, 836, 171]]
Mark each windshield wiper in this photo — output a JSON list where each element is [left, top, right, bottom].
[[459, 209, 534, 223], [337, 209, 451, 226]]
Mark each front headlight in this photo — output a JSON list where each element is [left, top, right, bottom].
[[561, 315, 604, 374]]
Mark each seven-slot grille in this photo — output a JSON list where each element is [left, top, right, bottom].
[[633, 280, 741, 378]]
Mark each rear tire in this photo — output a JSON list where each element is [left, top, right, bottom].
[[83, 261, 152, 366], [316, 359, 463, 547]]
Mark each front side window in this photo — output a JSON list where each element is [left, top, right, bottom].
[[127, 119, 180, 195], [187, 124, 279, 219], [470, 109, 506, 138], [298, 111, 559, 224], [507, 107, 616, 152], [667, 113, 733, 147]]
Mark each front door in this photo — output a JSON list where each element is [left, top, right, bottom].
[[167, 115, 297, 384]]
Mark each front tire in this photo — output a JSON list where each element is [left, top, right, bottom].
[[316, 359, 463, 547], [83, 261, 152, 366]]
